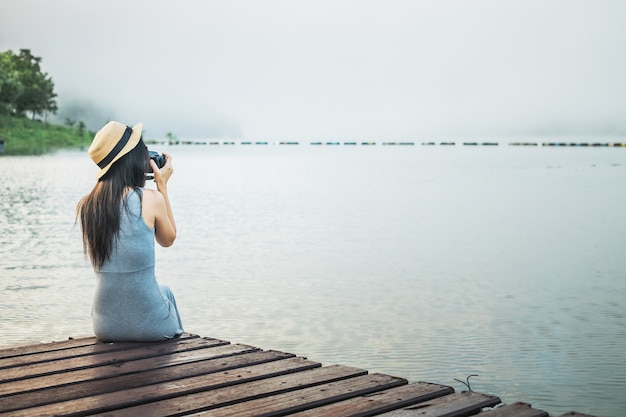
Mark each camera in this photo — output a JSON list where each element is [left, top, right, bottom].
[[148, 150, 166, 172]]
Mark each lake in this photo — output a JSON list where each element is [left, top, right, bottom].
[[1, 142, 625, 416]]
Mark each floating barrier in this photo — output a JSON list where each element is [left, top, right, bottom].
[[543, 142, 572, 147], [542, 142, 616, 147], [382, 142, 415, 146], [151, 139, 625, 148]]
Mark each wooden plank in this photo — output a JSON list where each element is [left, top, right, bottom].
[[0, 337, 230, 382], [0, 343, 257, 397], [189, 373, 408, 417], [0, 350, 303, 413], [0, 333, 198, 360], [375, 391, 500, 417], [89, 364, 370, 417], [0, 336, 99, 359], [283, 382, 454, 417], [0, 334, 197, 369], [477, 402, 548, 417], [0, 336, 598, 417], [2, 357, 322, 417]]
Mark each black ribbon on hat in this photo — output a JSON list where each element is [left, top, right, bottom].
[[97, 126, 133, 169]]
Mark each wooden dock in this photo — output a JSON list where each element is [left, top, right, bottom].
[[0, 333, 595, 417]]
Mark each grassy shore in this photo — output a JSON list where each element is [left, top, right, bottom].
[[0, 115, 93, 155]]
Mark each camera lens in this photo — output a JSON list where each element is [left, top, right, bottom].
[[148, 150, 166, 172]]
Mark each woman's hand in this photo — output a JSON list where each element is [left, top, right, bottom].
[[150, 152, 173, 190], [146, 152, 177, 247]]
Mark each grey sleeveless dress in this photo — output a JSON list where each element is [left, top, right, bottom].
[[92, 188, 183, 342]]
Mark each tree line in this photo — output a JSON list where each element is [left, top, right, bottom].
[[0, 49, 57, 122]]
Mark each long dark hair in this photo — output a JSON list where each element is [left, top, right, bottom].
[[77, 139, 148, 268]]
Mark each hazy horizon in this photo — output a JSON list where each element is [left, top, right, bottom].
[[2, 0, 625, 140]]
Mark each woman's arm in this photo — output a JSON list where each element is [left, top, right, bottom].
[[146, 152, 177, 247]]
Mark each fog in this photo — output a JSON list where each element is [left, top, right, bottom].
[[2, 0, 625, 140]]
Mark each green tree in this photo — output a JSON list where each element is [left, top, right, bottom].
[[166, 132, 178, 144], [0, 49, 57, 120], [13, 49, 57, 120], [0, 51, 24, 115], [77, 120, 86, 137], [39, 76, 57, 123]]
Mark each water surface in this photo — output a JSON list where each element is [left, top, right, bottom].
[[1, 144, 625, 416]]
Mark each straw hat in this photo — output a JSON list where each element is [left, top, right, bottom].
[[88, 121, 143, 179]]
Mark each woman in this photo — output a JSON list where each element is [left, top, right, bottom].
[[77, 121, 183, 341]]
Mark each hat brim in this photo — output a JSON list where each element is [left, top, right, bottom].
[[95, 123, 143, 179]]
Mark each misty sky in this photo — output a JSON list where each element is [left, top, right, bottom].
[[2, 0, 625, 140]]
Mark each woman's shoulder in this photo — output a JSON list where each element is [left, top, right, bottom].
[[141, 188, 166, 220], [139, 188, 162, 229], [142, 188, 164, 205]]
